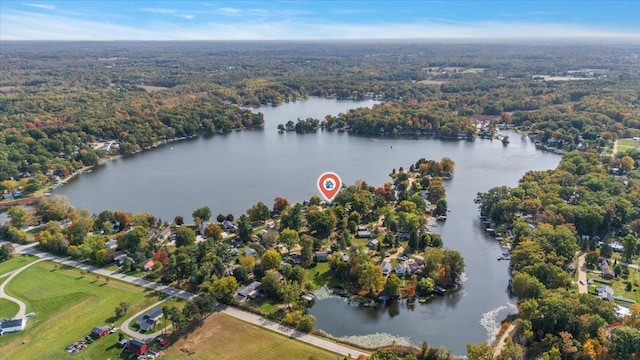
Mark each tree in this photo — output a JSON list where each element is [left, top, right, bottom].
[[262, 248, 282, 270], [226, 214, 235, 222], [174, 226, 196, 247], [211, 276, 238, 304], [192, 206, 212, 225], [511, 272, 545, 300], [204, 223, 223, 242], [358, 262, 384, 292], [497, 337, 523, 360], [114, 301, 130, 317], [279, 228, 299, 253], [434, 199, 448, 217], [279, 280, 300, 308], [305, 210, 336, 238], [466, 340, 494, 360], [119, 225, 148, 252], [0, 244, 11, 262], [384, 273, 402, 297], [261, 271, 282, 300], [273, 197, 289, 213], [232, 266, 248, 284], [610, 326, 640, 360], [247, 201, 270, 224], [300, 235, 314, 267], [237, 214, 252, 241], [417, 277, 435, 296], [7, 206, 29, 227], [297, 314, 316, 332], [239, 254, 256, 273], [174, 215, 184, 226], [585, 251, 599, 267], [216, 213, 226, 223], [622, 234, 638, 262]]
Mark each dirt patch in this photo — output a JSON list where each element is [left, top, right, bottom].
[[416, 80, 447, 85], [138, 85, 169, 93]]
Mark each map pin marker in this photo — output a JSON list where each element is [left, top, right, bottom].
[[317, 172, 342, 202]]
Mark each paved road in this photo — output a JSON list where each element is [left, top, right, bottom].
[[11, 243, 369, 358], [577, 253, 587, 294], [0, 256, 45, 319]]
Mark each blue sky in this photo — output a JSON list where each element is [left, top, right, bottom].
[[1, 1, 639, 40]]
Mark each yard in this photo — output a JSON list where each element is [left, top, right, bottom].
[[163, 312, 337, 360], [0, 298, 19, 319], [0, 261, 164, 359], [0, 255, 38, 276], [617, 138, 640, 154], [586, 266, 640, 304]]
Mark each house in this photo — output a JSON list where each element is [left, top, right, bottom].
[[223, 220, 237, 232], [244, 248, 259, 257], [367, 239, 379, 248], [105, 239, 118, 250], [136, 307, 163, 332], [158, 227, 172, 241], [143, 260, 155, 271], [0, 318, 25, 334], [91, 325, 110, 338], [126, 339, 149, 356], [381, 260, 391, 275], [394, 264, 406, 276], [315, 251, 329, 262], [596, 285, 614, 301], [113, 252, 129, 264], [357, 225, 372, 238], [237, 281, 262, 300]]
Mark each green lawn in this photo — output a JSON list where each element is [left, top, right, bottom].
[[612, 266, 640, 303], [617, 138, 640, 154], [0, 298, 19, 319], [0, 261, 164, 360], [0, 255, 38, 276]]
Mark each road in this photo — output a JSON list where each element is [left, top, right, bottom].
[[0, 256, 45, 319], [577, 253, 587, 294], [11, 242, 369, 358]]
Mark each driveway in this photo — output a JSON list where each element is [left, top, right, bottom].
[[577, 253, 587, 294]]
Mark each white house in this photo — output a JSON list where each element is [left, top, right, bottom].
[[0, 318, 26, 334], [596, 285, 614, 301]]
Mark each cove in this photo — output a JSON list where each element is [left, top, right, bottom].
[[55, 97, 561, 354]]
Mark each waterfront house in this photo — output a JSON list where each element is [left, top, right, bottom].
[[381, 260, 391, 275], [394, 264, 406, 276]]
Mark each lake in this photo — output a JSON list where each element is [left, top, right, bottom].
[[56, 97, 560, 355]]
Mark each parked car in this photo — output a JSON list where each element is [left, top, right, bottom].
[[26, 312, 35, 318], [109, 326, 119, 333]]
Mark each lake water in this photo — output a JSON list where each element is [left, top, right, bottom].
[[56, 97, 560, 355]]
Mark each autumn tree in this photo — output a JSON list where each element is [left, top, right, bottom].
[[7, 206, 29, 227], [211, 276, 238, 304], [204, 223, 223, 242], [262, 248, 282, 270], [273, 197, 289, 213]]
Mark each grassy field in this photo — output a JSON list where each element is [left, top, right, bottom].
[[0, 298, 19, 319], [612, 266, 640, 303], [0, 255, 38, 276], [163, 312, 337, 360], [0, 261, 164, 360], [617, 138, 640, 153]]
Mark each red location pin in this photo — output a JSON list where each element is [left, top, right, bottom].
[[317, 172, 342, 202]]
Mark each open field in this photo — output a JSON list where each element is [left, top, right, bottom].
[[612, 266, 640, 303], [0, 261, 164, 360], [0, 255, 38, 276], [0, 298, 19, 319], [164, 312, 338, 360], [617, 138, 640, 153]]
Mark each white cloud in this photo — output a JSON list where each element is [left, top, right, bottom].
[[1, 10, 638, 41], [23, 3, 56, 10], [140, 8, 177, 14], [219, 7, 241, 15]]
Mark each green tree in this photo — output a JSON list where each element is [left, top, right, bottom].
[[497, 337, 523, 360], [279, 280, 300, 308], [466, 340, 494, 360], [211, 276, 239, 304], [279, 228, 299, 253], [247, 201, 270, 224], [384, 273, 402, 296], [511, 272, 545, 299], [300, 235, 314, 267], [262, 248, 282, 270], [237, 214, 252, 241], [261, 271, 282, 300], [174, 226, 196, 247], [204, 223, 223, 242], [622, 234, 638, 262], [192, 206, 212, 225], [7, 206, 29, 227], [0, 244, 11, 262]]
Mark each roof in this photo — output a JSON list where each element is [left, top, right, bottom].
[[143, 260, 155, 269], [0, 318, 25, 329], [244, 248, 259, 257], [238, 281, 261, 297], [127, 339, 148, 352], [92, 326, 109, 334], [146, 307, 163, 319]]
